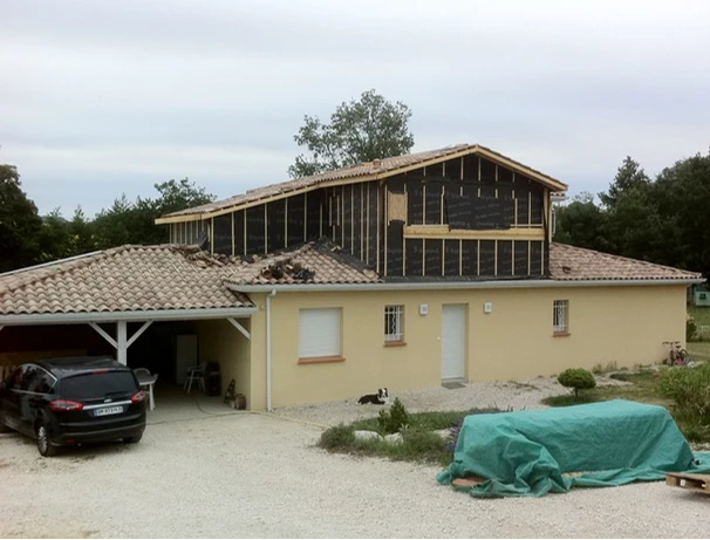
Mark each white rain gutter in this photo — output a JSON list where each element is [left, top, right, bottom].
[[0, 307, 258, 326], [266, 289, 277, 412], [227, 278, 704, 294]]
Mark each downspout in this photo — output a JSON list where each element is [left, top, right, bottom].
[[266, 289, 277, 411]]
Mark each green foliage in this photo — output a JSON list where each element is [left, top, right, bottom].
[[318, 423, 356, 450], [554, 150, 710, 277], [657, 364, 710, 424], [557, 368, 597, 398], [377, 397, 410, 434], [0, 164, 43, 272], [0, 168, 216, 271], [687, 314, 698, 342], [289, 89, 415, 178]]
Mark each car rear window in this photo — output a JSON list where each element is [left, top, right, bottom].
[[59, 372, 138, 400]]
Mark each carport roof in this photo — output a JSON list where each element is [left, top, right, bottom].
[[0, 245, 255, 320]]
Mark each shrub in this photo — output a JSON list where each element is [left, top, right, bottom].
[[377, 397, 410, 434], [657, 363, 710, 424], [557, 368, 596, 398], [319, 423, 356, 451], [687, 314, 698, 342]]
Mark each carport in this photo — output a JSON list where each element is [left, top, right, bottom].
[[0, 245, 257, 407]]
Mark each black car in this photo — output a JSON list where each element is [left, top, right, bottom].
[[0, 356, 146, 456]]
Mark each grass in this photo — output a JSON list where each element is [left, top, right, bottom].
[[319, 408, 506, 466]]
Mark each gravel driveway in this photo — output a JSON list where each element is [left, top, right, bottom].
[[1, 379, 709, 538]]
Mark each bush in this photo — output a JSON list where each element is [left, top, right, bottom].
[[377, 397, 409, 434], [687, 314, 698, 342], [557, 368, 596, 398], [319, 423, 356, 450], [657, 363, 710, 424]]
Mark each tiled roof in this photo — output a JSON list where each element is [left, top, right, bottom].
[[0, 245, 254, 316], [227, 240, 382, 286], [160, 143, 567, 220], [550, 243, 702, 282]]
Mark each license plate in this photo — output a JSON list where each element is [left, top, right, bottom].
[[94, 406, 123, 417]]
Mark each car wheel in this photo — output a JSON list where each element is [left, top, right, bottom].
[[35, 423, 57, 457], [123, 434, 143, 444]]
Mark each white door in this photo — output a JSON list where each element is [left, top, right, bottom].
[[441, 304, 466, 380]]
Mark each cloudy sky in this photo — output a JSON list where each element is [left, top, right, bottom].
[[2, 0, 709, 217]]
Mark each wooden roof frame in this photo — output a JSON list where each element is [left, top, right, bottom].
[[155, 144, 568, 225]]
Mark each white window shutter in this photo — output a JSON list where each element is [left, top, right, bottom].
[[299, 308, 341, 358]]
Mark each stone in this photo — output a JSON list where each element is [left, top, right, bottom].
[[384, 433, 403, 445], [353, 430, 382, 441]]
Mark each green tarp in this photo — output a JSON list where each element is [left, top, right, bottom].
[[437, 400, 710, 498]]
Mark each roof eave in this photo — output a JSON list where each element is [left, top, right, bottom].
[[0, 306, 257, 326], [226, 277, 703, 294], [155, 144, 568, 224]]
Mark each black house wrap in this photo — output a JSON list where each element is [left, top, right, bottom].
[[167, 152, 552, 279]]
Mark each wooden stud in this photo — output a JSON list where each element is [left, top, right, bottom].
[[477, 158, 481, 198], [543, 188, 550, 243], [304, 192, 308, 243], [384, 188, 388, 276], [477, 239, 481, 276], [351, 185, 355, 253], [528, 184, 532, 226], [376, 184, 381, 273], [366, 184, 370, 265], [513, 172, 518, 226], [263, 204, 268, 253], [422, 184, 427, 225], [360, 183, 364, 259], [421, 238, 425, 277], [231, 212, 235, 256], [284, 198, 289, 247], [495, 164, 499, 199], [441, 185, 445, 225], [459, 239, 463, 276], [528, 240, 531, 275], [494, 239, 498, 276], [441, 239, 445, 276]]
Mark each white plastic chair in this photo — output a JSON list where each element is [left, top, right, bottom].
[[185, 364, 206, 393], [134, 368, 158, 410]]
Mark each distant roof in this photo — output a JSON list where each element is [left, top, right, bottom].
[[156, 143, 568, 223], [549, 243, 703, 281], [0, 245, 254, 317], [0, 241, 699, 321]]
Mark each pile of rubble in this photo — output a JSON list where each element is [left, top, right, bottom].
[[260, 258, 315, 281]]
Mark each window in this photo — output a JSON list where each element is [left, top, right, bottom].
[[298, 308, 343, 362], [384, 305, 405, 343], [553, 300, 569, 334]]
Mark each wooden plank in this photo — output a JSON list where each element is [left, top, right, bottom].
[[403, 225, 545, 241], [666, 473, 710, 495]]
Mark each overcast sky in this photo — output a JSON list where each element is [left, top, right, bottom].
[[2, 0, 709, 217]]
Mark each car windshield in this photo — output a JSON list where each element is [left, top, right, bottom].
[[59, 372, 138, 401]]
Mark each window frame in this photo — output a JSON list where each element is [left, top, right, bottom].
[[384, 305, 406, 345], [298, 307, 344, 364], [552, 299, 570, 335]]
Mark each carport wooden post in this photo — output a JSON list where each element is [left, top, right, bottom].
[[88, 320, 153, 365], [117, 321, 127, 365]]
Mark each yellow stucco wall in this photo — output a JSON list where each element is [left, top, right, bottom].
[[246, 284, 687, 410], [196, 319, 251, 404]]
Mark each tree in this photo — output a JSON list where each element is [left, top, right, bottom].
[[598, 156, 650, 208], [0, 164, 42, 272], [553, 192, 613, 252], [289, 89, 415, 178]]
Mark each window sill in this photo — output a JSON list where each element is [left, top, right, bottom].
[[384, 340, 407, 347], [553, 332, 571, 337], [298, 356, 346, 365]]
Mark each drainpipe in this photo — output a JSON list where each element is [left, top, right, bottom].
[[266, 289, 277, 411]]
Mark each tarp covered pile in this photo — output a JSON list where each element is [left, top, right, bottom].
[[437, 400, 710, 498]]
